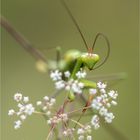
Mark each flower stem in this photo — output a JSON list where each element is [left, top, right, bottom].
[[69, 119, 84, 128]]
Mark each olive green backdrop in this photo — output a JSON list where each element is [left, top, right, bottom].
[[1, 0, 139, 140]]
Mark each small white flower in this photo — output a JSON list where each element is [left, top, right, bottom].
[[23, 96, 29, 103], [43, 96, 49, 101], [64, 71, 70, 78], [8, 109, 15, 116], [14, 120, 22, 129], [111, 100, 117, 106], [24, 104, 35, 115], [17, 111, 22, 116], [43, 106, 47, 111], [60, 113, 68, 122], [50, 98, 56, 104], [91, 99, 102, 110], [105, 112, 115, 123], [97, 82, 107, 89], [78, 135, 84, 140], [85, 125, 91, 133], [101, 93, 108, 98], [20, 115, 26, 120], [100, 88, 106, 94], [108, 90, 118, 99], [71, 83, 82, 94], [50, 70, 62, 81], [63, 128, 74, 136], [91, 115, 100, 129], [89, 88, 97, 95], [94, 123, 100, 129], [65, 85, 71, 90], [19, 105, 25, 112], [14, 93, 22, 102], [36, 101, 42, 106], [106, 103, 111, 108], [46, 111, 51, 116], [47, 120, 51, 125], [87, 135, 92, 140], [18, 103, 23, 108], [99, 107, 107, 116], [76, 70, 87, 79], [63, 130, 68, 136], [91, 115, 99, 124], [55, 80, 65, 90], [77, 128, 84, 135]]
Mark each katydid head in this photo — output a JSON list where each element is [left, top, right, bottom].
[[61, 0, 110, 71], [81, 52, 100, 70]]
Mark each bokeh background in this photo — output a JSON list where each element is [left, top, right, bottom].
[[1, 0, 139, 140]]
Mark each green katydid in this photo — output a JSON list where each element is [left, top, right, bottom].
[[50, 0, 110, 102], [47, 0, 111, 126], [1, 2, 127, 139]]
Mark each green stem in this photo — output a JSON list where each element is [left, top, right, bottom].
[[70, 119, 84, 128], [0, 16, 47, 62]]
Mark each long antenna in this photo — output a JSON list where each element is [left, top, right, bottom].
[[92, 33, 110, 70], [60, 0, 89, 50]]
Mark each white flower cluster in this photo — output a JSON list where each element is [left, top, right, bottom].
[[90, 82, 118, 129], [8, 74, 119, 140], [50, 69, 86, 94], [77, 125, 92, 140], [91, 115, 100, 129], [36, 96, 56, 116], [8, 93, 35, 129]]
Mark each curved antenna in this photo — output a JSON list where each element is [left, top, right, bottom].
[[92, 33, 110, 70], [60, 0, 89, 50]]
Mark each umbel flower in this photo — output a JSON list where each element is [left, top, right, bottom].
[[8, 93, 35, 129], [8, 69, 118, 140], [50, 69, 85, 94]]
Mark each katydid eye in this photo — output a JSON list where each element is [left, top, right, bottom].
[[92, 54, 100, 62]]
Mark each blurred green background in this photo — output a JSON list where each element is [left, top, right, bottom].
[[1, 0, 139, 140]]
